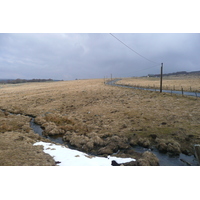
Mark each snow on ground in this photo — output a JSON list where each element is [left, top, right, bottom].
[[34, 141, 135, 166]]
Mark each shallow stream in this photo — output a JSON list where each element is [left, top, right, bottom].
[[133, 146, 198, 166], [30, 118, 64, 144], [1, 107, 199, 166], [30, 117, 199, 166]]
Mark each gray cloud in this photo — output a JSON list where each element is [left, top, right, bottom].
[[0, 33, 199, 80]]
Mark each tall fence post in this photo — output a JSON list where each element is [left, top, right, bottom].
[[160, 63, 163, 93], [195, 91, 198, 98]]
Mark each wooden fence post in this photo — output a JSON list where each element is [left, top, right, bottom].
[[195, 91, 198, 98], [160, 63, 163, 93]]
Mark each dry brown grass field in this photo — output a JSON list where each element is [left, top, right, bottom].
[[0, 77, 200, 165], [117, 76, 200, 92]]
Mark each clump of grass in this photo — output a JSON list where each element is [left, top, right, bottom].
[[44, 113, 75, 126], [42, 122, 65, 136], [0, 122, 12, 132], [155, 138, 181, 155], [0, 114, 31, 133], [137, 151, 159, 166], [35, 113, 77, 135]]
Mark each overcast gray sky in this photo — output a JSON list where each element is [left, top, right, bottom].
[[0, 33, 199, 80]]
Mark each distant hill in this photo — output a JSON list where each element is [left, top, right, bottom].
[[148, 70, 200, 77], [0, 79, 15, 82], [0, 78, 59, 84]]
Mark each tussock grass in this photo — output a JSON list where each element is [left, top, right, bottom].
[[0, 131, 55, 166], [0, 113, 31, 133], [0, 77, 200, 164]]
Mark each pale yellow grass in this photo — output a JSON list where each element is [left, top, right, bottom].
[[0, 109, 56, 165], [0, 79, 199, 137], [117, 76, 200, 91], [0, 131, 55, 166], [0, 78, 200, 164]]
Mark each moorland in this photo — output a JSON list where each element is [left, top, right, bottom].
[[0, 75, 199, 166]]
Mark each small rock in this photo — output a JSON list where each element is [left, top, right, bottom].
[[111, 160, 121, 166]]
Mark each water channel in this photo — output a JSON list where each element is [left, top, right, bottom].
[[133, 146, 198, 166], [30, 118, 64, 144], [29, 118, 198, 166], [1, 93, 199, 166], [106, 79, 200, 98]]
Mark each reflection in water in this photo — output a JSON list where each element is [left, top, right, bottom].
[[133, 146, 198, 166]]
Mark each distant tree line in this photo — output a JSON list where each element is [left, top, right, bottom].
[[148, 70, 200, 78], [0, 78, 54, 84]]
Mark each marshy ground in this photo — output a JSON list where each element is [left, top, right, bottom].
[[0, 76, 200, 165]]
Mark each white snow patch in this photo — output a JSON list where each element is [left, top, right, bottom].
[[34, 141, 136, 166]]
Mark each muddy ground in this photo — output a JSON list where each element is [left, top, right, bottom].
[[0, 77, 200, 166]]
